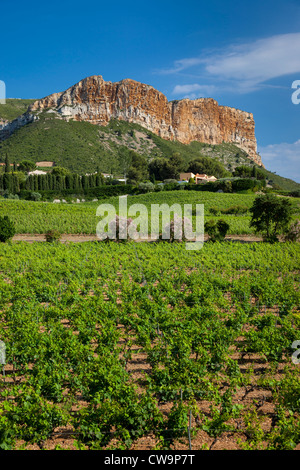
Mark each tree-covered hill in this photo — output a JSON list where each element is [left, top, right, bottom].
[[0, 101, 299, 191]]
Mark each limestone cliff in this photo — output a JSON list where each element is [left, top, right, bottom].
[[8, 75, 263, 165], [0, 113, 38, 140]]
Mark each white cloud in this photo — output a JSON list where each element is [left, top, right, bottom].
[[205, 33, 300, 91], [172, 83, 217, 98], [160, 57, 206, 74], [258, 140, 300, 183], [162, 33, 300, 96]]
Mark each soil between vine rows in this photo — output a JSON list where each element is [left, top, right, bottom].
[[12, 234, 263, 243]]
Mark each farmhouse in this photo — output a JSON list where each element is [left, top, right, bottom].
[[28, 169, 47, 175], [179, 172, 195, 181], [179, 172, 217, 184]]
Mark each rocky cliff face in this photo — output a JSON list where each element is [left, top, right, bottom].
[[0, 113, 38, 141], [8, 75, 263, 165]]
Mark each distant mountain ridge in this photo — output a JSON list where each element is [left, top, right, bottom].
[[0, 75, 262, 166]]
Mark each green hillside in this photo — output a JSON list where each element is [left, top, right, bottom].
[[0, 98, 35, 121], [259, 168, 300, 192], [0, 110, 263, 173], [0, 103, 299, 191]]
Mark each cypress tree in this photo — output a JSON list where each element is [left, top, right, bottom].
[[38, 174, 43, 191], [82, 175, 89, 190], [76, 175, 82, 191], [47, 173, 52, 190], [89, 174, 96, 188], [49, 174, 55, 190], [252, 166, 258, 178], [3, 173, 12, 191], [30, 175, 35, 191], [44, 174, 49, 190], [13, 175, 20, 193], [34, 175, 39, 191], [27, 175, 32, 191], [96, 174, 104, 186], [4, 154, 10, 173], [66, 174, 73, 190], [55, 176, 60, 191], [25, 176, 30, 190]]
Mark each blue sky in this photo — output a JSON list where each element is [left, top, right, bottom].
[[1, 0, 300, 181]]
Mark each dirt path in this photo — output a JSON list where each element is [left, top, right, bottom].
[[12, 234, 263, 243]]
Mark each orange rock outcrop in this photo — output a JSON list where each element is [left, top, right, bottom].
[[29, 75, 262, 165]]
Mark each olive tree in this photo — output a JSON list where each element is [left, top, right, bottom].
[[249, 194, 293, 242]]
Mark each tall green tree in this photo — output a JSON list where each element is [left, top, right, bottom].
[[118, 146, 133, 183], [165, 153, 185, 180], [51, 166, 71, 177], [4, 154, 10, 173], [250, 193, 293, 242], [148, 153, 185, 181], [18, 160, 36, 173], [127, 151, 148, 183]]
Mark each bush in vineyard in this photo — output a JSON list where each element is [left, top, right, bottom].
[[284, 220, 300, 242], [45, 229, 62, 243], [205, 219, 229, 242], [0, 215, 15, 242], [108, 215, 136, 242], [249, 194, 293, 242], [160, 214, 193, 242]]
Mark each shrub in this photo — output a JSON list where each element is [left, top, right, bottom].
[[138, 182, 154, 193], [163, 179, 178, 184], [222, 205, 248, 215], [97, 215, 137, 242], [45, 230, 62, 243], [250, 194, 293, 242], [205, 219, 230, 242], [2, 190, 19, 200], [289, 190, 300, 198], [0, 216, 16, 242], [112, 215, 135, 242], [160, 214, 193, 242], [232, 178, 260, 192], [31, 192, 42, 201], [284, 220, 300, 242]]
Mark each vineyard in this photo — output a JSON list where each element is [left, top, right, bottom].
[[2, 191, 300, 237], [0, 240, 299, 450]]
